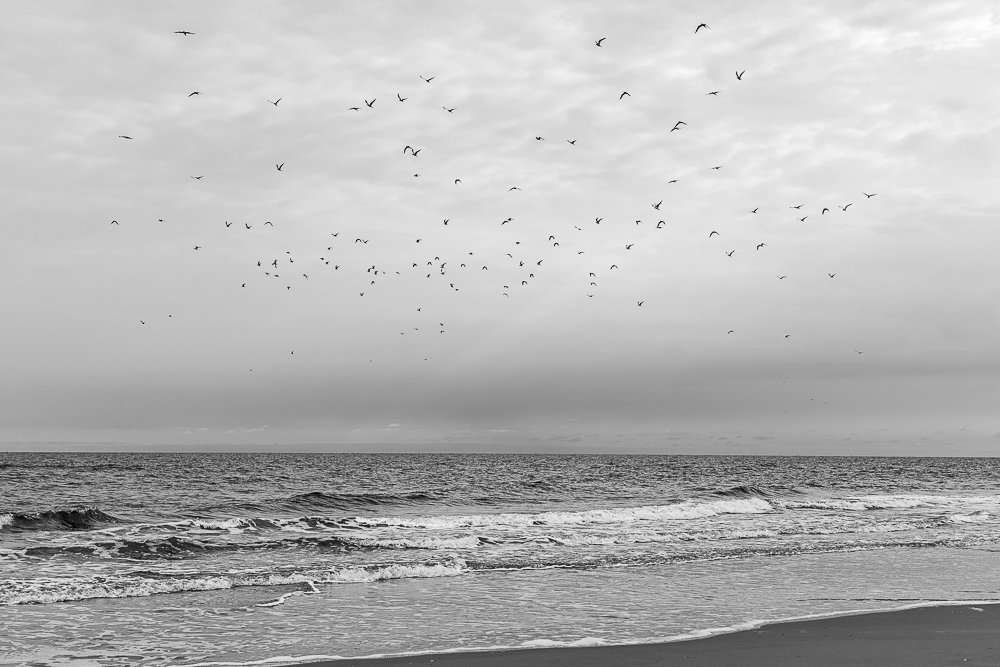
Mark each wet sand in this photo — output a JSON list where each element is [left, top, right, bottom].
[[317, 603, 999, 667]]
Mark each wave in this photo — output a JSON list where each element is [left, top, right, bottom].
[[776, 494, 1000, 512], [0, 508, 121, 532]]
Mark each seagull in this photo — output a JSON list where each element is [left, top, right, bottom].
[[828, 273, 836, 278], [303, 274, 308, 279], [110, 220, 119, 225], [709, 231, 719, 237], [595, 217, 603, 224], [862, 192, 877, 198], [728, 330, 734, 334], [610, 264, 618, 269], [454, 179, 461, 184], [118, 135, 133, 139], [626, 244, 634, 249], [798, 216, 808, 222], [620, 91, 630, 99], [567, 139, 577, 145], [735, 70, 745, 80], [420, 75, 435, 83], [652, 201, 662, 210], [191, 175, 204, 180], [225, 221, 232, 227], [637, 301, 644, 306], [656, 221, 665, 228], [785, 335, 791, 338], [443, 107, 456, 113], [276, 163, 284, 171], [670, 121, 686, 131], [822, 208, 830, 214], [174, 31, 195, 36], [790, 205, 803, 209], [840, 204, 852, 211], [348, 107, 360, 111], [268, 98, 281, 106], [595, 37, 606, 46], [855, 350, 864, 354], [695, 23, 710, 33], [509, 186, 521, 191], [778, 275, 786, 279], [726, 250, 735, 256], [750, 208, 758, 213], [397, 93, 407, 101], [711, 166, 723, 170], [193, 246, 201, 250], [188, 91, 201, 97], [535, 136, 544, 141], [140, 320, 145, 324], [757, 243, 766, 250], [444, 219, 449, 225], [364, 98, 375, 108], [706, 91, 720, 96]]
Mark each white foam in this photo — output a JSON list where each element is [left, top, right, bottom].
[[519, 637, 608, 647], [949, 511, 990, 524], [0, 513, 13, 529], [351, 498, 773, 530]]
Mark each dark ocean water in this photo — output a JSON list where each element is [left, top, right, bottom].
[[2, 453, 1000, 665]]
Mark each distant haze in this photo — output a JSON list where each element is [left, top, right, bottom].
[[2, 1, 998, 453]]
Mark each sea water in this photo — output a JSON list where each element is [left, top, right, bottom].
[[2, 453, 1000, 665]]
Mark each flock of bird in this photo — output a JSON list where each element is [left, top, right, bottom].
[[112, 26, 879, 361]]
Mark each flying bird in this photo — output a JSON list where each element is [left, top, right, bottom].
[[652, 201, 662, 210], [454, 179, 461, 184], [364, 98, 375, 108], [840, 204, 852, 211], [192, 175, 204, 180], [595, 217, 603, 224], [637, 301, 644, 306], [735, 70, 745, 80], [750, 208, 758, 213], [798, 216, 807, 222], [656, 221, 665, 228], [193, 246, 201, 250], [709, 231, 719, 237], [706, 91, 720, 96], [757, 243, 766, 250], [535, 136, 544, 141], [397, 94, 407, 102], [443, 107, 456, 113], [268, 98, 281, 106], [174, 31, 195, 36], [595, 37, 606, 46], [509, 186, 521, 191], [828, 273, 836, 278], [225, 221, 232, 227], [670, 121, 686, 131], [444, 219, 449, 225], [626, 244, 634, 249], [790, 205, 803, 209], [778, 275, 787, 279], [118, 135, 132, 139], [728, 330, 734, 334], [188, 91, 201, 97], [695, 23, 710, 33], [276, 163, 284, 171], [862, 192, 877, 198], [348, 107, 360, 111], [420, 75, 435, 82], [726, 250, 735, 256], [110, 220, 118, 225], [610, 264, 618, 269], [711, 166, 723, 170], [567, 139, 577, 145], [246, 223, 252, 229], [822, 208, 829, 214], [620, 91, 630, 99]]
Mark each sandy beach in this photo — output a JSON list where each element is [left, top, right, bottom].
[[317, 604, 999, 667]]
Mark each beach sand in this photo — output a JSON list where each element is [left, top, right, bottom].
[[317, 603, 999, 667]]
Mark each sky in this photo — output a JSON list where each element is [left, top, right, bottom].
[[2, 1, 999, 454]]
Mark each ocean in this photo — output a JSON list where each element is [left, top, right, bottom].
[[2, 452, 1000, 666]]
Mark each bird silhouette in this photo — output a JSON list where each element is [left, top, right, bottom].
[[225, 221, 232, 227], [790, 205, 803, 209], [709, 231, 719, 237], [443, 107, 456, 113], [620, 91, 630, 99], [610, 264, 618, 269], [509, 186, 521, 191], [193, 246, 201, 250], [276, 163, 284, 171], [862, 192, 877, 198], [118, 135, 132, 139], [840, 204, 852, 211], [726, 250, 735, 256], [670, 121, 686, 131], [798, 216, 807, 222], [567, 140, 577, 145], [828, 273, 836, 278], [735, 70, 745, 80], [695, 23, 710, 33], [656, 221, 665, 228], [192, 175, 204, 180], [268, 98, 281, 106], [750, 208, 758, 213], [397, 94, 407, 102], [444, 219, 449, 225], [110, 220, 119, 225], [595, 218, 603, 224], [188, 91, 201, 97], [822, 208, 830, 214], [778, 275, 787, 279], [595, 37, 606, 46], [711, 165, 723, 170], [757, 243, 766, 250], [364, 98, 375, 108], [652, 201, 662, 210], [535, 136, 544, 141], [728, 330, 734, 334], [348, 107, 360, 111], [174, 30, 195, 35], [420, 75, 435, 82], [637, 301, 644, 306], [706, 91, 720, 96], [454, 179, 461, 184], [626, 244, 634, 249]]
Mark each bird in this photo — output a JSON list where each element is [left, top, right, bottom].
[[595, 217, 603, 224], [404, 145, 415, 154], [225, 221, 232, 227], [110, 220, 119, 225], [174, 30, 195, 36], [118, 135, 132, 139], [855, 350, 864, 354], [268, 98, 281, 106], [778, 275, 787, 279], [735, 70, 745, 80], [364, 98, 375, 108], [840, 204, 852, 211], [862, 192, 877, 198], [193, 246, 201, 250], [241, 283, 246, 288], [670, 121, 686, 131], [726, 250, 735, 256], [535, 136, 544, 141], [610, 264, 618, 269], [695, 23, 710, 33], [420, 75, 435, 82], [711, 166, 723, 170], [509, 186, 521, 191], [444, 219, 449, 225], [706, 91, 720, 96], [728, 330, 734, 334], [454, 179, 461, 184], [798, 216, 808, 222], [828, 273, 836, 278], [620, 91, 630, 99], [822, 208, 830, 214], [709, 231, 719, 237], [276, 163, 284, 171], [140, 320, 146, 324], [637, 301, 645, 306], [348, 107, 360, 111], [652, 201, 662, 210], [303, 274, 308, 280], [411, 149, 421, 156], [750, 208, 758, 213], [188, 91, 201, 97], [595, 37, 606, 46], [757, 243, 766, 250], [443, 107, 456, 113], [790, 205, 803, 209], [397, 94, 407, 102], [784, 335, 791, 338], [567, 140, 577, 145], [191, 175, 204, 180], [656, 221, 665, 229], [626, 244, 634, 249]]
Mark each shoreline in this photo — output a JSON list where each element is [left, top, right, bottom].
[[209, 602, 1000, 667]]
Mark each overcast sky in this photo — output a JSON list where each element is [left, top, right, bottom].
[[2, 1, 999, 453]]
